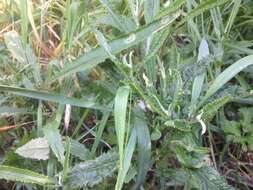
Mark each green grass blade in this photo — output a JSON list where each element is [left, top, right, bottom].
[[116, 128, 137, 190], [202, 54, 253, 104], [53, 12, 180, 81], [156, 0, 185, 18], [0, 85, 109, 110], [19, 0, 29, 44], [224, 0, 242, 35], [191, 74, 205, 112], [191, 39, 209, 112], [114, 86, 130, 167], [37, 101, 43, 137], [99, 0, 130, 33], [133, 108, 151, 190], [144, 0, 160, 23], [63, 137, 71, 182], [185, 0, 230, 21], [97, 14, 137, 32], [0, 165, 53, 185], [91, 110, 111, 156]]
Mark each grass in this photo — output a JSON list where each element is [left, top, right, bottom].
[[0, 0, 253, 189]]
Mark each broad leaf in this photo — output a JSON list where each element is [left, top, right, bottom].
[[15, 137, 49, 160], [194, 167, 235, 190], [4, 30, 41, 82], [67, 151, 118, 187], [69, 139, 91, 161]]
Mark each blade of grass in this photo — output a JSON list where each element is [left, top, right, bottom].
[[144, 0, 160, 23], [0, 85, 109, 110], [37, 101, 43, 137], [91, 110, 111, 157], [20, 0, 29, 44], [0, 165, 53, 185], [133, 108, 151, 190], [99, 0, 130, 33], [224, 0, 242, 35], [63, 137, 71, 182], [190, 38, 209, 113], [200, 54, 253, 107], [114, 86, 130, 168], [116, 128, 137, 190], [53, 11, 181, 81]]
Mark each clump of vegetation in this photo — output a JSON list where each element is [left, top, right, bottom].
[[0, 0, 252, 189]]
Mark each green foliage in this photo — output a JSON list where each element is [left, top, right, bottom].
[[0, 165, 53, 185], [222, 107, 253, 151], [0, 0, 252, 189], [15, 137, 49, 160], [67, 151, 118, 188]]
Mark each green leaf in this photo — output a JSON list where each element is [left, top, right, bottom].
[[0, 106, 30, 116], [0, 165, 53, 185], [144, 0, 160, 23], [4, 30, 33, 65], [67, 151, 118, 187], [184, 0, 230, 22], [91, 110, 111, 156], [191, 38, 209, 112], [143, 27, 171, 62], [99, 0, 130, 33], [171, 70, 183, 111], [69, 139, 91, 161], [96, 14, 137, 32], [202, 55, 253, 103], [0, 85, 108, 110], [4, 30, 41, 82], [133, 108, 151, 190], [53, 11, 181, 80], [116, 128, 137, 190], [156, 0, 185, 19], [191, 74, 205, 112], [201, 96, 230, 122], [63, 137, 71, 182], [197, 38, 210, 62], [15, 137, 49, 160], [224, 0, 242, 35], [194, 166, 235, 190], [43, 120, 65, 165], [114, 86, 130, 167]]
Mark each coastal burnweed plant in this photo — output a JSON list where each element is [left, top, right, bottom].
[[0, 0, 253, 189]]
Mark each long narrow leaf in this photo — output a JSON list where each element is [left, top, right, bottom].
[[133, 108, 151, 190], [202, 55, 253, 103], [53, 11, 181, 80], [114, 86, 130, 166], [116, 128, 137, 190], [0, 165, 53, 185], [0, 85, 108, 110], [43, 105, 65, 165]]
